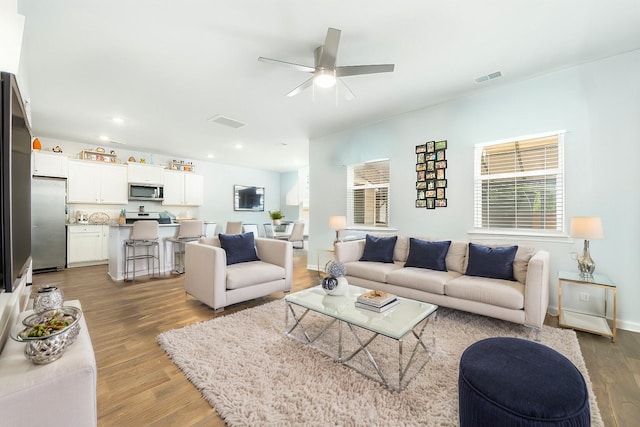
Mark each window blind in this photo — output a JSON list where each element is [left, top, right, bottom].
[[347, 160, 390, 227], [474, 132, 564, 232]]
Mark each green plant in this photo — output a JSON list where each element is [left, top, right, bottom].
[[269, 210, 285, 220]]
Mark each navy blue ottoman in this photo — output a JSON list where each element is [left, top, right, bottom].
[[458, 337, 590, 427]]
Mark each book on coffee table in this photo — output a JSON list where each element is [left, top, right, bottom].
[[357, 290, 397, 308], [355, 299, 400, 313]]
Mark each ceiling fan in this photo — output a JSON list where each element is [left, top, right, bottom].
[[258, 27, 394, 99]]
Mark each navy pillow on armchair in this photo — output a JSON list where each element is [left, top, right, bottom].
[[465, 243, 518, 280], [359, 234, 397, 263], [219, 232, 260, 265]]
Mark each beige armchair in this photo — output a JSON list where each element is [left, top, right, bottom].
[[184, 237, 293, 311]]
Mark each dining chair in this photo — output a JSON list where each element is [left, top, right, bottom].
[[243, 223, 260, 237], [276, 222, 305, 249], [225, 221, 243, 234]]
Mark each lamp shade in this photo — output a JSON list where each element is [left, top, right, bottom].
[[570, 216, 603, 239], [328, 215, 347, 230]]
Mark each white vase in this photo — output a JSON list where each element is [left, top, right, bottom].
[[272, 219, 281, 226], [331, 276, 348, 296]]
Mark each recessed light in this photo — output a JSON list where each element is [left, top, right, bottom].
[[99, 135, 109, 141], [112, 117, 124, 124], [207, 154, 214, 159], [235, 144, 243, 149]]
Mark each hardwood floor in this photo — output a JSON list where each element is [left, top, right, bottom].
[[31, 251, 639, 426]]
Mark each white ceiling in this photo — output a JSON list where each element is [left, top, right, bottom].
[[17, 0, 640, 172]]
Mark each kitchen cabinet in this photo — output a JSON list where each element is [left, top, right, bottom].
[[67, 225, 109, 266], [127, 162, 164, 184], [162, 170, 203, 206], [67, 160, 128, 204], [32, 151, 68, 178]]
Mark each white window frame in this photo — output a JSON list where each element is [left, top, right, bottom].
[[473, 130, 565, 237], [347, 159, 390, 227]]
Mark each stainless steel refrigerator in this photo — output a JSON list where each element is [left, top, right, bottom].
[[31, 177, 66, 271]]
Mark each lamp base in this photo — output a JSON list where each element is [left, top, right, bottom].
[[577, 239, 596, 276]]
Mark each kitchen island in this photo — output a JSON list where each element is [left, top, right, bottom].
[[107, 223, 180, 281]]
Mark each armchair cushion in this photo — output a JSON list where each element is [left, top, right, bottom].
[[466, 243, 518, 281], [359, 234, 397, 263], [404, 238, 451, 271], [219, 232, 260, 265]]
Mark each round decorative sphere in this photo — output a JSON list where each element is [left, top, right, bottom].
[[33, 286, 64, 313], [321, 277, 338, 293]]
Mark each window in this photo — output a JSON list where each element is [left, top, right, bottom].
[[347, 159, 390, 227], [474, 131, 564, 234]]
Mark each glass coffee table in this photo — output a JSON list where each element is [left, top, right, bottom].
[[285, 285, 438, 391]]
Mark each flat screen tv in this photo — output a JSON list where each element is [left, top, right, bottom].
[[234, 185, 264, 211], [1, 72, 32, 293]]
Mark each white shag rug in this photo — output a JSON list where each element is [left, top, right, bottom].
[[157, 300, 602, 427]]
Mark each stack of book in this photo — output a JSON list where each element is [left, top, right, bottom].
[[355, 290, 399, 313]]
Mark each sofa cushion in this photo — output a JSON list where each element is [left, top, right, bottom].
[[446, 241, 467, 274], [445, 275, 525, 310], [359, 234, 398, 263], [465, 243, 518, 281], [219, 232, 260, 265], [513, 246, 536, 284], [226, 261, 285, 290], [387, 268, 461, 295], [393, 235, 410, 262], [344, 261, 402, 283], [404, 238, 451, 271]]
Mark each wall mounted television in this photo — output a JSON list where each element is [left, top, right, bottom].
[[1, 72, 32, 293], [234, 185, 264, 211]]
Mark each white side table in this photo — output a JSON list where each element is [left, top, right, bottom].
[[558, 271, 616, 342]]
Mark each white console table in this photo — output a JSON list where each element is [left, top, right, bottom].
[[0, 300, 97, 426]]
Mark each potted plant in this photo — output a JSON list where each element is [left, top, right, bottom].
[[269, 210, 285, 225]]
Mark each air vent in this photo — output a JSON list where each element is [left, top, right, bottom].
[[208, 115, 247, 129], [475, 71, 503, 84]]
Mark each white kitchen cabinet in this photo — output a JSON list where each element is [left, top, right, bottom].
[[67, 225, 110, 267], [67, 160, 128, 204], [162, 170, 203, 206], [32, 151, 69, 178], [127, 162, 164, 184]]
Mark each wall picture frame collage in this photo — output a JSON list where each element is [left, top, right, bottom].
[[415, 140, 447, 209]]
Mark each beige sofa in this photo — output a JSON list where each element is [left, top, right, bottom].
[[334, 237, 550, 328], [185, 237, 293, 311]]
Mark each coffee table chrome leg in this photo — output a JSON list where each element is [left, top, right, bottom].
[[341, 323, 388, 388], [285, 302, 337, 344], [400, 314, 434, 388]]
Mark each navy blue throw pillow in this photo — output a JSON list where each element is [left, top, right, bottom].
[[404, 238, 451, 271], [359, 234, 397, 263], [465, 243, 518, 281], [219, 232, 260, 265]]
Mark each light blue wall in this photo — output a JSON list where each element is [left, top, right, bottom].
[[309, 49, 640, 331]]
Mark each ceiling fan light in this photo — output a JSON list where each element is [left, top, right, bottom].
[[314, 69, 336, 88]]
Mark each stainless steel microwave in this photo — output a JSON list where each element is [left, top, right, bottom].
[[128, 183, 164, 201]]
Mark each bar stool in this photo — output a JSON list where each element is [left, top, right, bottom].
[[166, 220, 203, 274], [124, 220, 160, 281]]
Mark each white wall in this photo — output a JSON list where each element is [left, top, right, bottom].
[[36, 137, 282, 235], [309, 49, 640, 331]]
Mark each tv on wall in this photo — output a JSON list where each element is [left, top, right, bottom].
[[234, 185, 264, 211], [1, 72, 32, 293]]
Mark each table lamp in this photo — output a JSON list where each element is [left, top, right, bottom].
[[570, 216, 603, 276], [328, 215, 347, 245]]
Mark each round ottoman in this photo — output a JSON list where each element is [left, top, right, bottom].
[[458, 337, 590, 427]]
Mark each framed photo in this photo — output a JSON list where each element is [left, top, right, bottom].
[[416, 144, 427, 154], [427, 180, 435, 190], [426, 141, 435, 153], [416, 199, 427, 208], [417, 170, 426, 181], [427, 152, 436, 161], [436, 188, 445, 199], [436, 179, 447, 188], [416, 163, 426, 171], [234, 185, 265, 211], [425, 190, 436, 198], [425, 172, 436, 179], [427, 160, 435, 171], [435, 199, 447, 207], [417, 190, 425, 199], [435, 160, 447, 169], [417, 152, 425, 163], [416, 181, 427, 189], [436, 150, 446, 161], [426, 198, 436, 209], [435, 140, 447, 150], [436, 169, 446, 180]]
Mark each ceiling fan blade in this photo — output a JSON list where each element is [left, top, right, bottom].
[[286, 77, 313, 97], [317, 28, 341, 69], [339, 78, 355, 101], [258, 57, 315, 73], [336, 64, 395, 77]]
